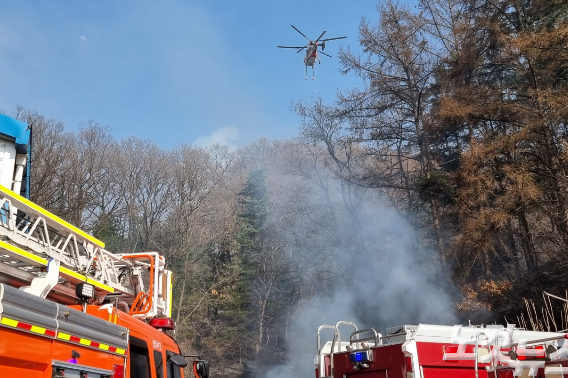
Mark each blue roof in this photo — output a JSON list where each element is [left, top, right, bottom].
[[0, 114, 30, 145]]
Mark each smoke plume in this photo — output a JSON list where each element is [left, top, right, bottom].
[[263, 178, 458, 378]]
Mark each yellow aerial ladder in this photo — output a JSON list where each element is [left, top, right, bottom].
[[0, 184, 173, 319]]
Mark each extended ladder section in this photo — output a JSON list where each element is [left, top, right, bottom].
[[0, 185, 172, 319]]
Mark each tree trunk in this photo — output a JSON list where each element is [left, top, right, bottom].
[[518, 211, 537, 277]]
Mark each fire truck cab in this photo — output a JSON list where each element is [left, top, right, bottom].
[[0, 114, 208, 378], [316, 321, 568, 378]]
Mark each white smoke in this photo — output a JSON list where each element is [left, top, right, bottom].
[[263, 177, 458, 378], [194, 125, 240, 148]]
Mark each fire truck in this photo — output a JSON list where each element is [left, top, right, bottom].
[[315, 321, 568, 377], [0, 114, 209, 378]]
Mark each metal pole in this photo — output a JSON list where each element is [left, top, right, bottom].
[[544, 292, 568, 304]]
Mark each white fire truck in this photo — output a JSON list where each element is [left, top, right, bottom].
[[0, 114, 208, 377], [315, 320, 568, 377]]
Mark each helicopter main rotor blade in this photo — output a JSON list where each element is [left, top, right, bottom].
[[320, 51, 332, 58], [291, 25, 310, 41], [321, 36, 347, 42], [297, 47, 306, 53], [315, 30, 327, 43], [278, 46, 307, 49]]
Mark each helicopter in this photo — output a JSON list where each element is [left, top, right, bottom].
[[277, 25, 346, 80]]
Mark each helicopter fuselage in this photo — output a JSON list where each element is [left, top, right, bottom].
[[303, 44, 319, 67]]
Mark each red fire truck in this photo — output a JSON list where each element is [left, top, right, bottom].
[[315, 321, 568, 378], [0, 114, 208, 377]]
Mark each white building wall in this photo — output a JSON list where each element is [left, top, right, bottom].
[[0, 138, 16, 190]]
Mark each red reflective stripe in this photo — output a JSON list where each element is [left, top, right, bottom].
[[17, 322, 32, 331], [70, 335, 81, 343], [108, 346, 117, 353], [90, 341, 100, 348], [44, 329, 56, 337]]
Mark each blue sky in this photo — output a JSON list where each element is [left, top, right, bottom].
[[0, 1, 412, 148]]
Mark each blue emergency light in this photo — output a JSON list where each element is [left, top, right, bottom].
[[350, 351, 370, 363]]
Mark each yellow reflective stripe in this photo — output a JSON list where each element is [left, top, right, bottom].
[[80, 338, 91, 346], [116, 348, 126, 355], [168, 272, 173, 318], [0, 185, 105, 248], [0, 316, 18, 327], [59, 267, 114, 293], [0, 240, 47, 265], [30, 325, 46, 334], [57, 332, 71, 341], [99, 344, 110, 350]]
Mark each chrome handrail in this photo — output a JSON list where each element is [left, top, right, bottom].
[[350, 328, 382, 348], [330, 321, 358, 377], [331, 321, 358, 354], [317, 325, 336, 378], [475, 332, 493, 378]]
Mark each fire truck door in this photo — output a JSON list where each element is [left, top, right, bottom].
[[129, 336, 152, 378]]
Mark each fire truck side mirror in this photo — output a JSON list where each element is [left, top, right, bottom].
[[193, 360, 210, 378], [169, 354, 188, 368]]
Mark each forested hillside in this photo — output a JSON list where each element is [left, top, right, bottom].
[[3, 1, 568, 377]]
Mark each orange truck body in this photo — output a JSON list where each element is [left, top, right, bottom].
[[0, 284, 185, 378]]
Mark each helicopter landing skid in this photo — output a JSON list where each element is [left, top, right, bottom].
[[305, 65, 315, 80]]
